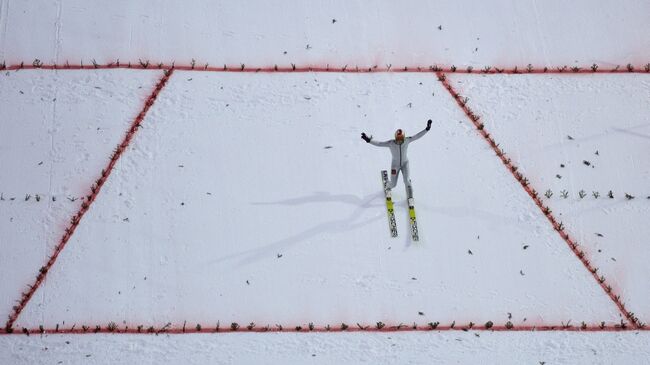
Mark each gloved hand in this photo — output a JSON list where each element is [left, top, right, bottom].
[[426, 119, 432, 131], [361, 132, 371, 143]]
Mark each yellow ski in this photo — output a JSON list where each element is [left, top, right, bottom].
[[408, 198, 419, 241], [381, 170, 398, 237]]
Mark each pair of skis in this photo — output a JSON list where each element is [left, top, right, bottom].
[[381, 170, 419, 241]]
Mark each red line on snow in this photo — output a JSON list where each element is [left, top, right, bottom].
[[2, 62, 650, 74], [434, 71, 644, 330], [1, 322, 648, 336], [3, 69, 175, 334]]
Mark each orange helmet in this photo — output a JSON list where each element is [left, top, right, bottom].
[[395, 129, 405, 142]]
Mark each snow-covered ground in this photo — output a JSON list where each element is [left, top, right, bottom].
[[2, 331, 650, 365], [447, 73, 650, 322], [2, 0, 649, 68], [1, 1, 650, 364]]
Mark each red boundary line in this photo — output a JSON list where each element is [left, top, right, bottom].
[[1, 322, 649, 336], [2, 61, 648, 336], [434, 71, 645, 330], [2, 61, 650, 74], [3, 69, 175, 333]]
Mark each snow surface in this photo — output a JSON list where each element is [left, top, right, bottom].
[[13, 71, 623, 329], [1, 0, 650, 364], [1, 0, 650, 68], [2, 331, 650, 365], [447, 73, 650, 322], [0, 69, 161, 324]]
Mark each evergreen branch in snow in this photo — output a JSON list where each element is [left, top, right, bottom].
[[107, 322, 117, 332]]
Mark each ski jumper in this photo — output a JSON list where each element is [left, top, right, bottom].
[[368, 128, 429, 198]]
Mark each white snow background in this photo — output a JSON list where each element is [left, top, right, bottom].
[[1, 0, 650, 364]]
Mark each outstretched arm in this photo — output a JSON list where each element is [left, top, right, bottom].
[[361, 132, 391, 147], [408, 119, 432, 142]]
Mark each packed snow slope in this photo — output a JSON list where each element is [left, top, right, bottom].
[[0, 69, 162, 324], [1, 0, 650, 69], [3, 331, 650, 365], [6, 70, 628, 329], [448, 73, 650, 321], [1, 0, 650, 364]]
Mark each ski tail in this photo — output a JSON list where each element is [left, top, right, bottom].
[[408, 197, 419, 241], [381, 170, 398, 237]]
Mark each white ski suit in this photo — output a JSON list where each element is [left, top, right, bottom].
[[368, 128, 429, 198]]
